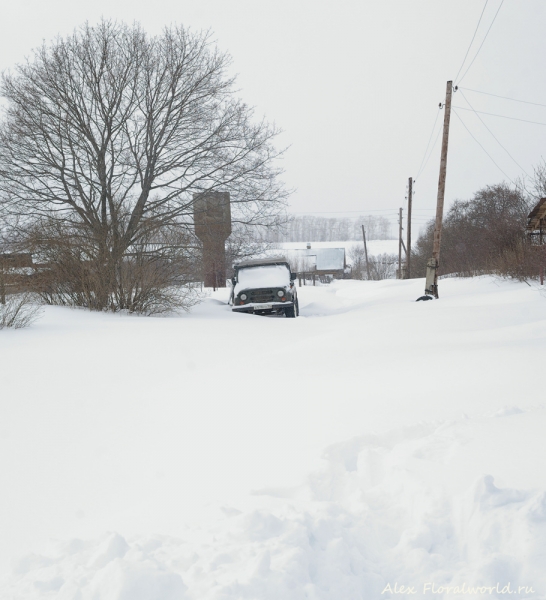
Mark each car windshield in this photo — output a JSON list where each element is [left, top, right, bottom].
[[235, 264, 290, 294]]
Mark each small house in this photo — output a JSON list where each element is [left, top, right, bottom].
[[527, 197, 546, 244]]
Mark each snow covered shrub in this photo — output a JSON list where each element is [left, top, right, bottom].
[[0, 293, 42, 329]]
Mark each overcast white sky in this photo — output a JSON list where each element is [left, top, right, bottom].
[[2, 1, 545, 232]]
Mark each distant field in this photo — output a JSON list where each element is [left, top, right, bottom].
[[277, 239, 399, 256]]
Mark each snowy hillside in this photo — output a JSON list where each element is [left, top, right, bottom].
[[1, 277, 545, 599]]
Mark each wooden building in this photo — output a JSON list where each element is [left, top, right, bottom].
[[527, 197, 546, 284], [527, 197, 546, 244]]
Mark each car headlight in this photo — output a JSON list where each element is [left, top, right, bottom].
[[240, 293, 247, 301], [277, 290, 284, 297]]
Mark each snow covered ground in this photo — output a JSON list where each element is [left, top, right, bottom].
[[1, 276, 546, 599]]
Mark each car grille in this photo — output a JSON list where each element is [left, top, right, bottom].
[[249, 289, 276, 303]]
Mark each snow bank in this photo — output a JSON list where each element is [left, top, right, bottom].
[[2, 276, 546, 599], [3, 410, 545, 599], [6, 532, 187, 599]]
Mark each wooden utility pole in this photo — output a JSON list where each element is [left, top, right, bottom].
[[406, 177, 413, 279], [425, 81, 453, 298], [361, 225, 371, 280], [538, 218, 546, 285], [398, 207, 403, 279]]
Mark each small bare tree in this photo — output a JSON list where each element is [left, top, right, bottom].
[[531, 159, 546, 200], [0, 293, 42, 329], [0, 21, 287, 312], [369, 253, 398, 280], [348, 246, 397, 280]]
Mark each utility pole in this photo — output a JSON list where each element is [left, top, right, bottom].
[[425, 81, 453, 298], [398, 207, 403, 279], [361, 225, 371, 280], [406, 177, 413, 279], [538, 218, 546, 285]]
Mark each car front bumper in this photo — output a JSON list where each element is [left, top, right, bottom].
[[232, 301, 294, 314]]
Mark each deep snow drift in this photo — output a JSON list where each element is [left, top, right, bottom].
[[1, 276, 545, 599]]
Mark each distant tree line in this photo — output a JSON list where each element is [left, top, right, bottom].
[[267, 214, 393, 243]]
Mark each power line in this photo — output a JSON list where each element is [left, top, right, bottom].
[[416, 123, 443, 181], [453, 105, 546, 126], [460, 87, 546, 108], [415, 108, 441, 180], [459, 90, 530, 177], [290, 209, 434, 214], [290, 210, 390, 214], [454, 0, 489, 83], [458, 0, 505, 85], [452, 109, 517, 185]]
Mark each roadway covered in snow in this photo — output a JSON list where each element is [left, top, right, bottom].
[[1, 277, 545, 599]]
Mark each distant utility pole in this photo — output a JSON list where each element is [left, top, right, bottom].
[[425, 80, 453, 298], [361, 225, 371, 279], [398, 207, 403, 279], [406, 177, 413, 279]]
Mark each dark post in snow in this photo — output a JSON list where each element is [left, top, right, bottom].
[[425, 81, 453, 298], [406, 177, 413, 279], [194, 192, 232, 289], [361, 225, 371, 280]]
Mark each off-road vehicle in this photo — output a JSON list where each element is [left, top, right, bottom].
[[230, 257, 299, 317]]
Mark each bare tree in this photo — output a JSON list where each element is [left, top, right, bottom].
[[369, 253, 398, 280], [348, 245, 397, 280], [225, 223, 277, 270], [0, 21, 287, 312]]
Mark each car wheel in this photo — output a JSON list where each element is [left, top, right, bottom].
[[285, 305, 296, 318]]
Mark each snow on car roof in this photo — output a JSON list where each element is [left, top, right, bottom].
[[234, 263, 291, 295]]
